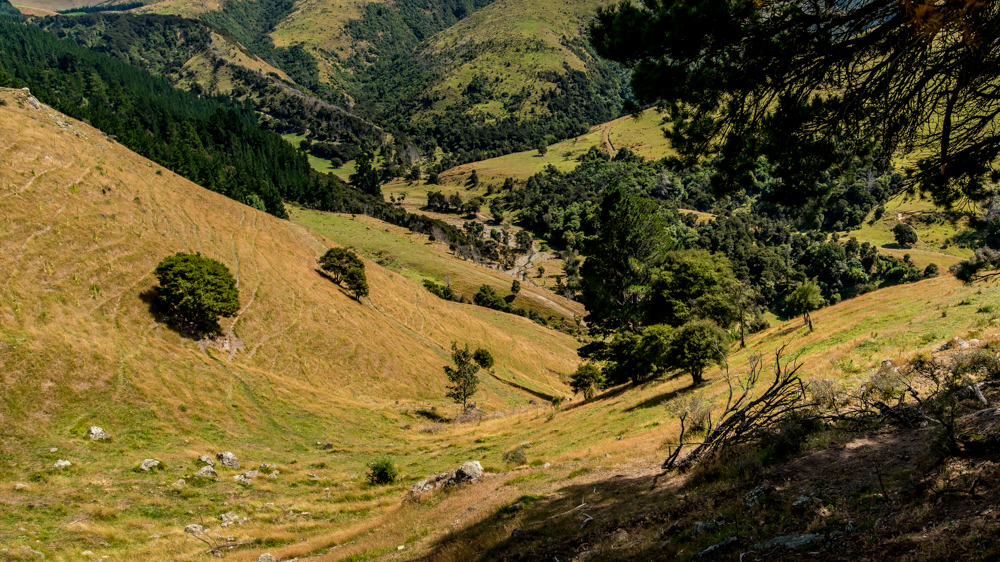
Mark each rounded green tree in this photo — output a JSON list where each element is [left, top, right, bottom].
[[666, 320, 729, 385], [319, 247, 364, 283], [893, 223, 918, 249], [153, 253, 240, 334], [787, 279, 824, 332], [473, 348, 495, 372], [344, 267, 369, 300], [569, 363, 606, 400]]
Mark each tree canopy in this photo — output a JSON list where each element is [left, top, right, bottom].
[[591, 0, 1000, 209], [153, 253, 240, 333]]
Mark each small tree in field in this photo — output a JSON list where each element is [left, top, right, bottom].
[[445, 342, 480, 410], [787, 279, 824, 331], [510, 279, 521, 296], [344, 267, 369, 300], [153, 253, 240, 334], [473, 348, 495, 372], [319, 247, 364, 283], [893, 222, 918, 248], [320, 247, 369, 300], [569, 363, 605, 400], [667, 319, 729, 385]]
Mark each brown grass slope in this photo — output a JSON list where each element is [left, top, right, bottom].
[[0, 86, 579, 455]]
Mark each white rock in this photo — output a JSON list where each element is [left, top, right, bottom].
[[14, 483, 29, 491], [194, 466, 218, 479], [256, 554, 277, 562], [139, 459, 160, 471], [216, 452, 240, 469], [198, 455, 215, 467], [49, 448, 57, 453], [184, 524, 203, 534], [453, 461, 483, 483], [87, 426, 111, 441], [52, 460, 72, 469]]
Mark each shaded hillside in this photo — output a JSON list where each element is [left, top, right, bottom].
[[28, 12, 385, 148]]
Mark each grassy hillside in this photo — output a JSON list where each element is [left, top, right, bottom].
[[412, 0, 621, 119], [849, 193, 973, 270], [4, 88, 1000, 560], [10, 0, 83, 10], [289, 206, 585, 325], [423, 108, 673, 190], [0, 86, 586, 557]]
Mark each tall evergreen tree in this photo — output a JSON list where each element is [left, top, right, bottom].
[[580, 185, 669, 334], [591, 0, 1000, 209]]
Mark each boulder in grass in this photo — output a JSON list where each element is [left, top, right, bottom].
[[216, 451, 240, 469], [452, 461, 484, 484], [87, 426, 111, 441], [194, 466, 218, 479], [53, 459, 72, 469], [138, 459, 161, 472], [405, 461, 485, 502], [198, 455, 215, 467]]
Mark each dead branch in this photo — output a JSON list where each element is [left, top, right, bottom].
[[662, 345, 809, 471]]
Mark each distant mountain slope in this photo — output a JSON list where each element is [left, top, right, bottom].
[[417, 0, 622, 122], [29, 12, 385, 148], [133, 0, 628, 157], [351, 0, 630, 159], [0, 85, 579, 445]]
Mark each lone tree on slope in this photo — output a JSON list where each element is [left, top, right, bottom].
[[787, 279, 824, 332], [319, 247, 368, 300], [153, 252, 240, 334], [569, 363, 605, 400], [893, 222, 919, 249], [473, 348, 495, 372], [445, 342, 481, 410], [665, 320, 730, 385]]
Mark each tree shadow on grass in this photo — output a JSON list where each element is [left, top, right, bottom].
[[625, 381, 701, 412]]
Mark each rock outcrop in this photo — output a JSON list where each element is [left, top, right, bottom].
[[406, 461, 485, 502], [216, 452, 240, 469], [87, 426, 111, 441]]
